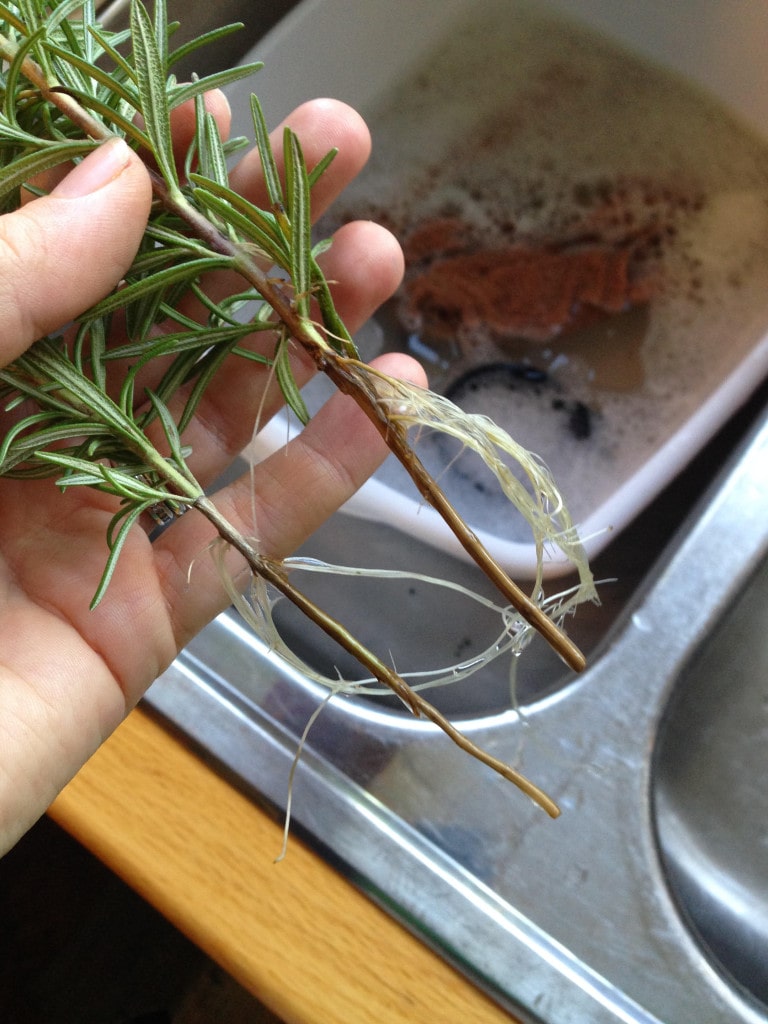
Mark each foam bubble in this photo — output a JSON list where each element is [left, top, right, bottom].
[[321, 0, 768, 535]]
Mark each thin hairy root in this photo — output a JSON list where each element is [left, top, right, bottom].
[[198, 497, 422, 711], [319, 354, 595, 671], [204, 505, 561, 815]]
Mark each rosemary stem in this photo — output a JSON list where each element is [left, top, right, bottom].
[[195, 495, 560, 816], [194, 496, 420, 714], [0, 34, 109, 141], [321, 354, 587, 673]]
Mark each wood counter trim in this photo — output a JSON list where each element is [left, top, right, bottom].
[[50, 708, 518, 1024]]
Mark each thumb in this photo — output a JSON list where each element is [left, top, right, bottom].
[[0, 138, 153, 365]]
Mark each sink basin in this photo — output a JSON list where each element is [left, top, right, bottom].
[[654, 552, 768, 1006], [236, 0, 768, 578], [92, 0, 768, 1019]]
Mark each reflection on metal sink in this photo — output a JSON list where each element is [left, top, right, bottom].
[[655, 552, 768, 1006]]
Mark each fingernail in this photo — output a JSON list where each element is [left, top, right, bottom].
[[52, 138, 133, 199]]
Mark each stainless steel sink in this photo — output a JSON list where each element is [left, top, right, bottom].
[[654, 547, 768, 1006], [98, 1, 768, 1019], [146, 378, 768, 1024]]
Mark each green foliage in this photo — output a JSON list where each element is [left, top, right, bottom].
[[0, 0, 348, 603]]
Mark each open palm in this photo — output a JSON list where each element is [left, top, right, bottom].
[[0, 95, 422, 853]]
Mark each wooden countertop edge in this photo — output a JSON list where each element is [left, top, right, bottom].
[[49, 707, 518, 1024]]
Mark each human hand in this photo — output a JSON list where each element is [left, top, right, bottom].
[[0, 95, 424, 853]]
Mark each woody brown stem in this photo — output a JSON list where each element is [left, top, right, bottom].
[[196, 496, 560, 817], [319, 353, 587, 673]]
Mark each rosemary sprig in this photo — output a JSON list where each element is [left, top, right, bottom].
[[0, 0, 597, 813]]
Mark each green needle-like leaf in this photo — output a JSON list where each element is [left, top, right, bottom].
[[43, 0, 91, 36], [46, 43, 140, 109], [169, 63, 263, 109], [0, 4, 27, 34], [3, 25, 47, 126], [307, 147, 337, 189], [106, 323, 258, 362], [274, 334, 309, 426], [86, 256, 232, 318], [176, 342, 236, 433], [192, 185, 289, 266], [87, 24, 137, 84], [200, 110, 228, 189], [130, 0, 178, 192], [250, 94, 283, 211], [166, 22, 244, 72], [15, 1, 51, 74], [0, 139, 96, 202], [0, 416, 106, 474], [92, 500, 163, 608], [285, 128, 312, 319], [145, 389, 188, 469], [153, 0, 167, 69], [45, 86, 150, 146], [188, 172, 287, 248]]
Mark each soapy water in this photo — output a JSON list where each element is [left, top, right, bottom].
[[322, 0, 768, 540]]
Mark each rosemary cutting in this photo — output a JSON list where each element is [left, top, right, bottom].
[[0, 0, 597, 816]]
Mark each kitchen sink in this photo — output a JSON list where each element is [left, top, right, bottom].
[[145, 387, 768, 1024], [95, 0, 768, 1019]]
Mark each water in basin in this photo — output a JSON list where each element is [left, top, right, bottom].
[[314, 0, 768, 566]]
